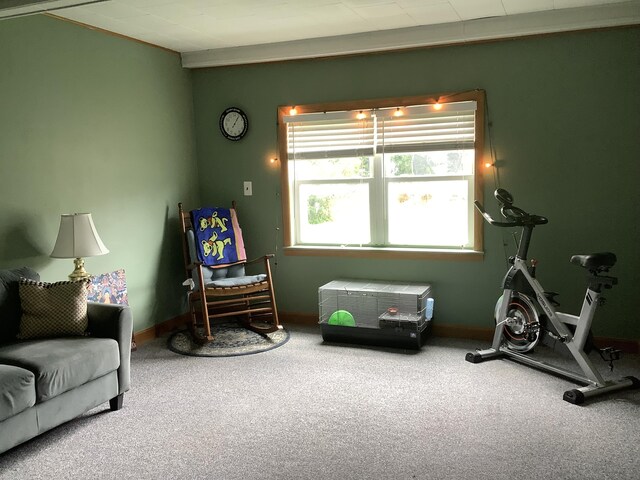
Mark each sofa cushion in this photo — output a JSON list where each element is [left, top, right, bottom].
[[0, 267, 40, 344], [0, 337, 120, 402], [0, 364, 36, 422], [17, 278, 90, 340]]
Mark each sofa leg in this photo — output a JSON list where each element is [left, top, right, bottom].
[[109, 393, 124, 411]]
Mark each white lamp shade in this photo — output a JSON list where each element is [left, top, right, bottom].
[[50, 213, 109, 258]]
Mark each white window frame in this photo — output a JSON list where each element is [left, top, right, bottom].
[[277, 91, 486, 260]]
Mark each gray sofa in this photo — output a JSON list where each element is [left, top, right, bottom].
[[0, 267, 132, 454]]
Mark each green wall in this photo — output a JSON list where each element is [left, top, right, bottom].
[[0, 16, 199, 332], [191, 27, 640, 341], [1, 17, 638, 342]]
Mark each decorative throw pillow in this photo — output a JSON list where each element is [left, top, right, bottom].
[[17, 278, 90, 340], [0, 267, 40, 344]]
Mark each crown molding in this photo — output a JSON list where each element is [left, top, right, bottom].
[[0, 0, 107, 20], [181, 1, 640, 69]]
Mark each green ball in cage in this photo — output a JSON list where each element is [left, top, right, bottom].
[[328, 310, 355, 327]]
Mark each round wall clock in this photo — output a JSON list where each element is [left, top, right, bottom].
[[219, 107, 248, 141]]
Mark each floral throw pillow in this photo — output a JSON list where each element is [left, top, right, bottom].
[[18, 278, 90, 340]]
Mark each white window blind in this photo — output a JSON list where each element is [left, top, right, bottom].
[[285, 115, 375, 160], [284, 101, 476, 159]]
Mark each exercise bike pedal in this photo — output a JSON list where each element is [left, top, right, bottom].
[[599, 346, 621, 360], [597, 346, 622, 371], [545, 330, 568, 343]]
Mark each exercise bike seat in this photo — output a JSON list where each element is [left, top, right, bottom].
[[570, 252, 617, 270]]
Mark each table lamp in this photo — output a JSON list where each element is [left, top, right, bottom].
[[50, 213, 109, 280]]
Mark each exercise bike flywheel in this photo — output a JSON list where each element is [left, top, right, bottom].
[[495, 292, 541, 353]]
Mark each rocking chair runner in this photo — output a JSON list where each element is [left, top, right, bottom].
[[179, 202, 281, 344]]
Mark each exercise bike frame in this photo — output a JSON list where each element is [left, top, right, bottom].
[[468, 193, 639, 404], [492, 259, 607, 386]]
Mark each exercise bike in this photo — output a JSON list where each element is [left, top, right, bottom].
[[466, 188, 639, 404]]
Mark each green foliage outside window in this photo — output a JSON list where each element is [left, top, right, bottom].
[[355, 157, 370, 177], [388, 154, 436, 176], [446, 152, 463, 173], [308, 195, 333, 224], [388, 153, 465, 176], [390, 154, 413, 175]]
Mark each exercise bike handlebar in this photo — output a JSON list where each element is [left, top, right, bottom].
[[474, 201, 517, 227], [475, 189, 548, 227]]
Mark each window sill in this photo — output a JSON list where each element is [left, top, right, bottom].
[[283, 245, 484, 261]]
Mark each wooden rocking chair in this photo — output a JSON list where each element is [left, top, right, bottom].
[[179, 202, 281, 344]]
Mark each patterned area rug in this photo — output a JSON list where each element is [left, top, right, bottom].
[[168, 323, 290, 357]]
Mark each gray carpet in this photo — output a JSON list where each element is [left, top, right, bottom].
[[1, 324, 639, 480]]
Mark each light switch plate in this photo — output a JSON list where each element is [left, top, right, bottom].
[[243, 181, 252, 196]]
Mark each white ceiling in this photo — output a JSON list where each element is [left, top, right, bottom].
[[10, 0, 640, 67]]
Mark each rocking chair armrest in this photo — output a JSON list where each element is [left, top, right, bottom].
[[244, 254, 275, 266]]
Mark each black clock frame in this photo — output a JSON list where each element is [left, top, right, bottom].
[[219, 107, 248, 141]]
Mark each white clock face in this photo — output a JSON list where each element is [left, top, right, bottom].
[[223, 112, 244, 135], [220, 108, 248, 140]]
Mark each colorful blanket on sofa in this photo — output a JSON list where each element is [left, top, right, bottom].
[[190, 207, 246, 266]]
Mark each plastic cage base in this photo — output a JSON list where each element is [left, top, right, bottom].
[[321, 321, 430, 350]]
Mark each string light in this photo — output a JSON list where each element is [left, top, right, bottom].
[[289, 106, 298, 116], [267, 156, 279, 169], [393, 107, 403, 117], [356, 111, 366, 120], [433, 102, 443, 110]]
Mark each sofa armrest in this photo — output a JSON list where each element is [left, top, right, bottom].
[[87, 302, 132, 395]]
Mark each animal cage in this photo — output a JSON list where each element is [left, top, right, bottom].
[[318, 279, 433, 349]]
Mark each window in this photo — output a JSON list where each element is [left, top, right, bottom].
[[278, 90, 485, 259]]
